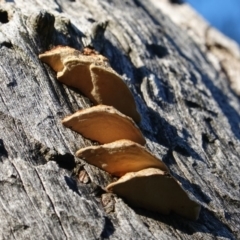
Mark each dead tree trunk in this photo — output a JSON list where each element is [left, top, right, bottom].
[[0, 0, 239, 239]]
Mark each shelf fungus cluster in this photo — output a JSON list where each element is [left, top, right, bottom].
[[39, 46, 140, 123], [39, 46, 201, 220]]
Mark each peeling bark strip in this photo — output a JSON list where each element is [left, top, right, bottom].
[[0, 0, 240, 239]]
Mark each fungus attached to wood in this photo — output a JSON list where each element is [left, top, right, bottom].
[[76, 140, 168, 177], [39, 46, 108, 101], [39, 46, 141, 123], [39, 46, 78, 72], [90, 65, 141, 123], [106, 168, 201, 220], [62, 105, 145, 145], [56, 58, 95, 101]]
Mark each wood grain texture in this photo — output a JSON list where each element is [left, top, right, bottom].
[[0, 0, 239, 239]]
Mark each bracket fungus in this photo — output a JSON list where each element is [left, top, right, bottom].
[[39, 46, 78, 72], [40, 45, 201, 221], [62, 105, 145, 145], [106, 168, 201, 220], [89, 64, 140, 123], [39, 46, 141, 123], [76, 140, 168, 177]]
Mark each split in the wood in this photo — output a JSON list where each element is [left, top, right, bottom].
[[62, 105, 145, 145], [39, 46, 140, 123]]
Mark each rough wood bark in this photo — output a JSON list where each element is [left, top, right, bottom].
[[0, 0, 240, 239]]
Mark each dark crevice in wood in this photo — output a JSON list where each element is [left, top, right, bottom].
[[28, 11, 55, 50], [12, 224, 30, 232], [173, 144, 191, 157], [146, 43, 168, 58], [87, 18, 96, 23], [58, 154, 75, 168], [64, 176, 81, 195], [46, 152, 76, 171], [0, 139, 8, 158], [185, 99, 201, 109], [89, 182, 106, 198], [52, 0, 63, 13], [0, 10, 8, 24], [100, 216, 115, 238], [0, 41, 13, 49]]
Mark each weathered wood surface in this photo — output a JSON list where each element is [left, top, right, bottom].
[[0, 0, 240, 239]]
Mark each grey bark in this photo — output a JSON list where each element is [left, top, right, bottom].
[[0, 0, 240, 239]]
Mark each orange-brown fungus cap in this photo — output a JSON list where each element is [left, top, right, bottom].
[[90, 65, 141, 123], [62, 105, 145, 145], [76, 140, 168, 177], [106, 168, 201, 220], [39, 46, 78, 72]]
